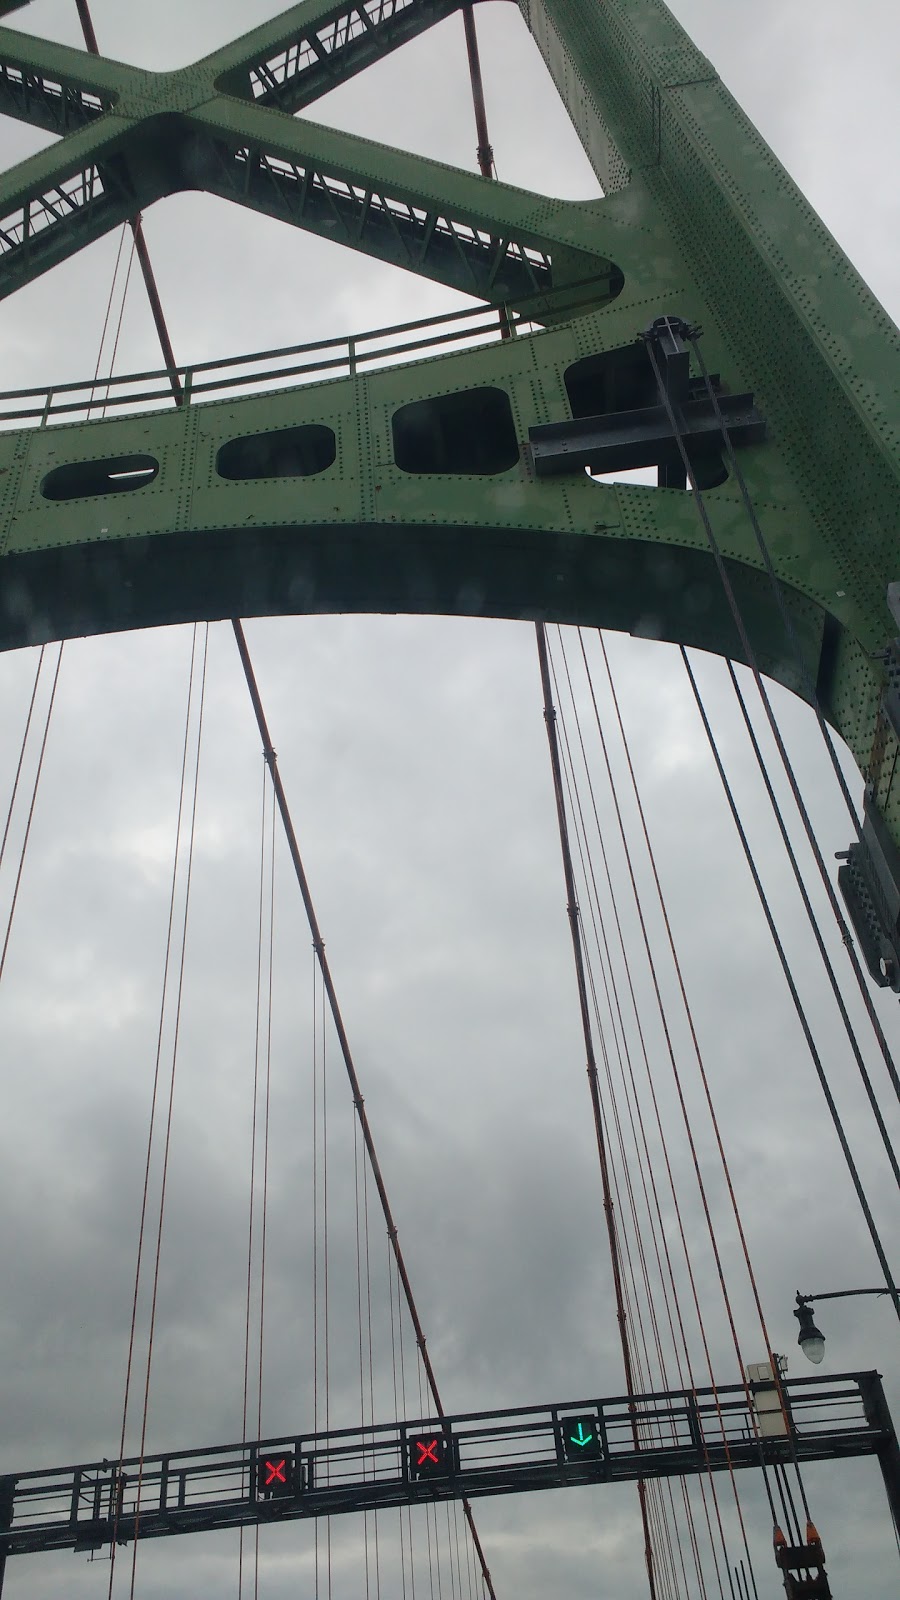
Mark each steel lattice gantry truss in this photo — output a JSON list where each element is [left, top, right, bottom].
[[1, 1373, 898, 1563], [0, 0, 899, 865]]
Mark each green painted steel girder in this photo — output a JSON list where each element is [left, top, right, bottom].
[[0, 0, 468, 133], [213, 0, 471, 112], [0, 0, 615, 306], [0, 0, 899, 853]]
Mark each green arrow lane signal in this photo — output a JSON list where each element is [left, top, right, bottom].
[[561, 1414, 601, 1462]]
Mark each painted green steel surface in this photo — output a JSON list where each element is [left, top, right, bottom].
[[0, 0, 899, 840]]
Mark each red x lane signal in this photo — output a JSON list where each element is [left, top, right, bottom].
[[257, 1451, 295, 1498], [409, 1431, 451, 1480]]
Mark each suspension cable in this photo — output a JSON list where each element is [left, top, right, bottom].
[[0, 642, 63, 989], [239, 758, 269, 1600], [353, 1110, 372, 1600], [597, 630, 814, 1525], [680, 645, 900, 1324], [231, 618, 496, 1600], [557, 630, 736, 1596], [725, 655, 900, 1188], [563, 627, 771, 1584], [644, 333, 900, 1111], [536, 620, 658, 1598], [551, 655, 704, 1600], [551, 637, 729, 1598], [99, 230, 139, 420], [688, 333, 862, 832], [321, 962, 333, 1600], [86, 222, 127, 417], [559, 622, 759, 1589], [105, 624, 204, 1594], [258, 776, 278, 1593], [675, 645, 900, 1528], [0, 645, 45, 877], [127, 624, 209, 1599], [312, 945, 321, 1594], [74, 2, 184, 410]]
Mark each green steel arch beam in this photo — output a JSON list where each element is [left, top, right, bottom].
[[0, 0, 899, 860]]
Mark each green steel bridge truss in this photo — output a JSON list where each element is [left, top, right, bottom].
[[0, 0, 899, 878]]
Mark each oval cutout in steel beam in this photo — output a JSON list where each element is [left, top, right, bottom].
[[216, 425, 336, 481], [41, 454, 159, 501], [392, 387, 519, 475]]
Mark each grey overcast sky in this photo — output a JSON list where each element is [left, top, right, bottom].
[[1, 2, 900, 1598]]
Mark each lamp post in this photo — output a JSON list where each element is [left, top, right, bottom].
[[794, 1288, 894, 1364]]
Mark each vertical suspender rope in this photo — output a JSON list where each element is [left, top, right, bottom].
[[596, 631, 812, 1523], [644, 333, 900, 1111], [563, 632, 740, 1599], [723, 655, 900, 1190], [322, 964, 333, 1600], [535, 621, 658, 1600], [127, 625, 209, 1600], [681, 646, 900, 1324], [230, 619, 497, 1600], [551, 639, 727, 1600], [0, 643, 63, 988], [551, 658, 704, 1600], [353, 1112, 373, 1600], [550, 628, 766, 1594], [255, 776, 277, 1599], [238, 760, 269, 1600], [312, 946, 321, 1593], [688, 334, 862, 832], [0, 646, 45, 876], [105, 625, 201, 1594], [644, 332, 900, 1299]]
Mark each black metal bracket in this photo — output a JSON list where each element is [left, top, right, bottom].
[[837, 791, 900, 992], [775, 1534, 832, 1600], [527, 315, 766, 485]]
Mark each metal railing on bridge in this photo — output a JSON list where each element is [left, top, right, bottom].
[[0, 302, 543, 431]]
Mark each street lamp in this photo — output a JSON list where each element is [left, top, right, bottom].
[[794, 1298, 826, 1363], [794, 1287, 894, 1365]]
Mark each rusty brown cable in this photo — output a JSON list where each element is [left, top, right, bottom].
[[570, 627, 769, 1590], [127, 623, 209, 1600], [535, 620, 658, 1600], [645, 334, 900, 1115], [680, 645, 900, 1325], [644, 333, 900, 1329], [559, 627, 735, 1594], [551, 638, 719, 1600], [231, 617, 497, 1600], [238, 759, 269, 1600]]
